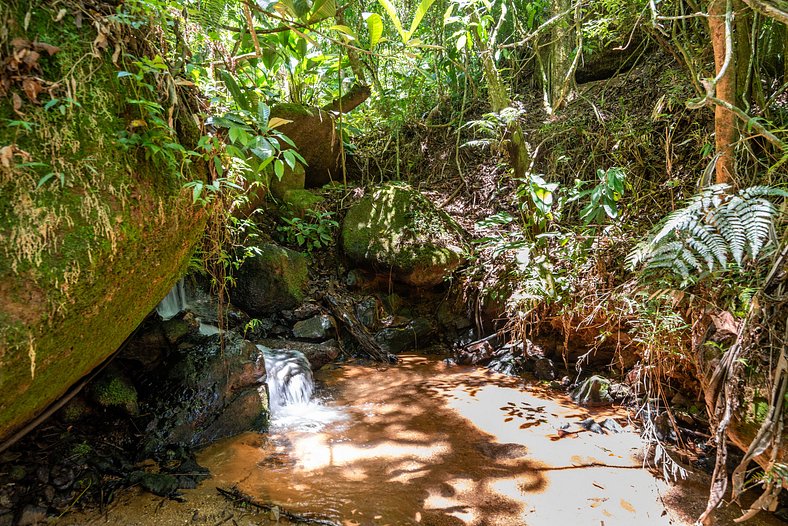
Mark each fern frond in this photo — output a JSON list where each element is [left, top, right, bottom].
[[628, 184, 786, 285]]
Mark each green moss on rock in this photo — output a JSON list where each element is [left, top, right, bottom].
[[341, 182, 467, 286], [0, 2, 206, 441], [230, 244, 309, 315]]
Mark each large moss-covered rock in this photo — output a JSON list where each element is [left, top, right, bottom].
[[0, 4, 206, 442], [230, 244, 309, 315], [342, 183, 467, 287]]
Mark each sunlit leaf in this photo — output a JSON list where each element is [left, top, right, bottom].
[[363, 12, 383, 49]]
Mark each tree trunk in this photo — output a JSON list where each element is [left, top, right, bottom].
[[549, 0, 575, 111], [469, 12, 529, 178], [709, 0, 738, 185]]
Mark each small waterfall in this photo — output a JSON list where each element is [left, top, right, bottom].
[[258, 345, 315, 413], [156, 279, 188, 320]]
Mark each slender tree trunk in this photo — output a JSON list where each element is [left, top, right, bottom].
[[549, 0, 575, 111], [469, 12, 529, 178], [709, 0, 738, 185]]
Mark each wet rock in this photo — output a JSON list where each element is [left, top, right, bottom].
[[258, 339, 340, 371], [355, 296, 381, 329], [455, 335, 499, 365], [342, 183, 467, 287], [162, 318, 192, 345], [292, 315, 337, 341], [291, 303, 322, 321], [476, 442, 528, 460], [654, 412, 677, 442], [600, 418, 624, 433], [374, 317, 435, 354], [571, 375, 613, 406], [130, 472, 180, 497], [230, 244, 308, 315], [50, 464, 74, 490], [533, 358, 556, 381], [17, 505, 47, 526], [141, 334, 268, 452], [437, 303, 472, 331]]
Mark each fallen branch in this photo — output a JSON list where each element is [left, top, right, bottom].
[[324, 285, 395, 363], [217, 486, 340, 526]]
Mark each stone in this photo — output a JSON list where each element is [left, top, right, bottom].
[[141, 334, 268, 452], [282, 189, 325, 218], [374, 317, 434, 354], [533, 358, 556, 381], [292, 315, 336, 341], [230, 244, 309, 316], [341, 182, 467, 287], [269, 163, 306, 199], [162, 318, 192, 345], [0, 4, 206, 442], [455, 335, 499, 365], [355, 297, 380, 329], [17, 505, 47, 526], [88, 367, 139, 416], [571, 375, 613, 407], [258, 339, 340, 371], [270, 104, 341, 187]]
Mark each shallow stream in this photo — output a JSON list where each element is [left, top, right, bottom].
[[66, 354, 783, 526]]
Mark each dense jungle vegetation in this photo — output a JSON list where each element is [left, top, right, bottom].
[[1, 0, 788, 523]]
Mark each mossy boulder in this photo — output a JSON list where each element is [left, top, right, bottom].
[[342, 183, 467, 287], [270, 163, 306, 199], [282, 189, 325, 218], [0, 4, 206, 442], [230, 244, 309, 315]]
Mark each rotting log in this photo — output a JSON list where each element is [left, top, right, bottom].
[[324, 285, 395, 363]]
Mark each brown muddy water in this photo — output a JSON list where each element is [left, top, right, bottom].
[[64, 355, 784, 526]]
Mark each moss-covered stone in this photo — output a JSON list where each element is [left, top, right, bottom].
[[89, 369, 139, 416], [341, 182, 467, 287], [0, 2, 206, 441], [282, 189, 325, 218], [230, 244, 309, 315], [270, 163, 306, 199]]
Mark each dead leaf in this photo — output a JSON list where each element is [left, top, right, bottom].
[[619, 499, 635, 513], [21, 50, 40, 68], [0, 146, 14, 169], [130, 119, 147, 128], [268, 117, 293, 129], [75, 11, 83, 28], [54, 8, 68, 22], [112, 43, 121, 65], [174, 78, 195, 87], [711, 311, 739, 339], [12, 92, 23, 114], [34, 41, 60, 56], [11, 37, 30, 50], [22, 78, 42, 102]]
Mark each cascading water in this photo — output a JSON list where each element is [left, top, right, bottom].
[[259, 346, 315, 412], [257, 344, 343, 430], [156, 279, 188, 320]]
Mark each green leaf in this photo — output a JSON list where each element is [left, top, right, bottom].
[[220, 70, 250, 111], [283, 149, 296, 170], [378, 0, 406, 42], [330, 25, 357, 40], [274, 158, 285, 180], [363, 12, 383, 49], [407, 0, 437, 40], [257, 101, 270, 130]]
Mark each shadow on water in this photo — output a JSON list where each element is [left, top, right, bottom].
[[200, 356, 554, 525]]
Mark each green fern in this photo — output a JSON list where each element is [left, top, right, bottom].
[[627, 184, 787, 285]]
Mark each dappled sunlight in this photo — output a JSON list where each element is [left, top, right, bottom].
[[197, 355, 700, 525]]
